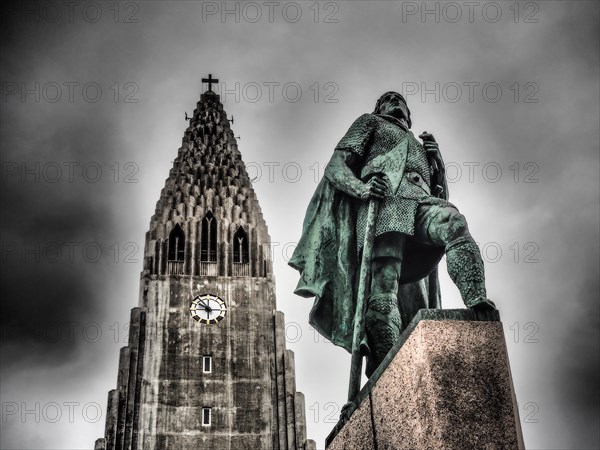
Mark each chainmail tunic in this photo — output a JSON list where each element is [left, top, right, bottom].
[[334, 113, 447, 249]]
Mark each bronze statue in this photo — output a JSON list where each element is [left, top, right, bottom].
[[289, 92, 496, 403]]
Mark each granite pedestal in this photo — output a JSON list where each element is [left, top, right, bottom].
[[326, 309, 524, 450]]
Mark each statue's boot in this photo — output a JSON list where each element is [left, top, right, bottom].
[[364, 293, 402, 377], [446, 237, 497, 314]]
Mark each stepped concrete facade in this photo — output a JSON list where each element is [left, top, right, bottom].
[[95, 86, 316, 450]]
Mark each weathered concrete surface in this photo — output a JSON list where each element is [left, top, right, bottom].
[[327, 310, 524, 450]]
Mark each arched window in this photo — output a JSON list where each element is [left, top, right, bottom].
[[168, 224, 185, 261], [201, 211, 218, 262], [233, 227, 249, 264]]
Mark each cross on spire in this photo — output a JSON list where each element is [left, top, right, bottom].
[[202, 74, 219, 92]]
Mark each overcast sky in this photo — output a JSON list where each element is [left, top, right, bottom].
[[1, 1, 599, 449]]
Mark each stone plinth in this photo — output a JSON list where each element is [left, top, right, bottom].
[[326, 309, 524, 450]]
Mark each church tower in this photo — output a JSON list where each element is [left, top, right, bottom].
[[95, 76, 316, 450]]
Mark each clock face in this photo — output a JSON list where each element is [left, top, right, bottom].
[[190, 294, 227, 325]]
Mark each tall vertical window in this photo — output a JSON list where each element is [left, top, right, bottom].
[[202, 407, 212, 426], [202, 356, 212, 373], [201, 211, 217, 262], [233, 226, 249, 264], [168, 224, 185, 261]]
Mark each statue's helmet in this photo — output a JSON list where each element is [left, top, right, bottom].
[[373, 91, 412, 129]]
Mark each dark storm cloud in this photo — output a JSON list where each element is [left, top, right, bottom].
[[513, 4, 600, 444], [0, 165, 117, 367], [0, 7, 125, 365]]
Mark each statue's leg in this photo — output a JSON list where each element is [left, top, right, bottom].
[[414, 204, 496, 311], [365, 233, 404, 377]]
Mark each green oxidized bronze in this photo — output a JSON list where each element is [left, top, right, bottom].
[[289, 92, 496, 405]]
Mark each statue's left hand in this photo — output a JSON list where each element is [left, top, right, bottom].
[[419, 131, 440, 172], [420, 131, 448, 200], [419, 131, 439, 153]]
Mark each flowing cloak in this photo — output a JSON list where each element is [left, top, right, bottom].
[[289, 113, 444, 353]]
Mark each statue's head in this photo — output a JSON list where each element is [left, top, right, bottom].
[[373, 91, 412, 129]]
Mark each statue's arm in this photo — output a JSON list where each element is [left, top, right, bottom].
[[324, 150, 387, 200]]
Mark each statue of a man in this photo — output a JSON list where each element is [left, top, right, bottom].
[[289, 92, 496, 378]]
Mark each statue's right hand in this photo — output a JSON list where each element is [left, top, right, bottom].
[[360, 175, 388, 200]]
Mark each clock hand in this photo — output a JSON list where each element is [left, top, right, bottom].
[[197, 299, 208, 308], [196, 298, 213, 312]]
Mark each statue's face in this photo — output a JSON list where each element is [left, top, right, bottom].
[[378, 93, 409, 122]]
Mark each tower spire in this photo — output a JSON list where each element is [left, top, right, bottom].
[[148, 84, 268, 278]]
